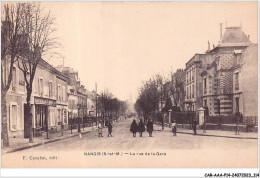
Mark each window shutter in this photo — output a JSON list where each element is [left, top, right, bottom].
[[9, 105, 13, 131], [17, 105, 22, 130]]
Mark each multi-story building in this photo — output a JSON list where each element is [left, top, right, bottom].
[[6, 59, 70, 138], [77, 83, 88, 118], [55, 72, 69, 130], [184, 53, 214, 112], [55, 66, 88, 119], [231, 44, 258, 116], [6, 61, 27, 138], [201, 25, 252, 116], [187, 24, 256, 117]]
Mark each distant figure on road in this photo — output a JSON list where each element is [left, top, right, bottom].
[[138, 119, 145, 137], [130, 119, 138, 137], [107, 122, 113, 137], [98, 121, 103, 137], [147, 119, 154, 137], [192, 119, 197, 135], [171, 121, 177, 136], [125, 116, 126, 120]]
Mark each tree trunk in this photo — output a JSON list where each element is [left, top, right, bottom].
[[26, 88, 34, 143], [1, 90, 9, 148]]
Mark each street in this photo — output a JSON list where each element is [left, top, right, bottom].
[[2, 118, 257, 168]]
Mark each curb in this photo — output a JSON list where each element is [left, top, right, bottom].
[[176, 131, 258, 140], [154, 127, 257, 140], [5, 129, 96, 154]]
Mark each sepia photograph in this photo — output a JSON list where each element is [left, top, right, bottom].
[[0, 0, 258, 173]]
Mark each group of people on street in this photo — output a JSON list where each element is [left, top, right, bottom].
[[97, 116, 198, 138], [98, 121, 113, 137], [130, 118, 198, 137], [130, 119, 154, 137]]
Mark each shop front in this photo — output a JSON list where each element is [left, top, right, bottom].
[[25, 96, 56, 137]]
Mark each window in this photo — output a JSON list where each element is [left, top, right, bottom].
[[64, 110, 67, 124], [10, 103, 20, 131], [189, 70, 191, 83], [12, 67, 16, 91], [19, 69, 25, 92], [58, 85, 61, 100], [187, 87, 189, 99], [57, 109, 61, 123], [11, 105, 17, 130], [236, 98, 239, 113], [235, 73, 239, 90], [38, 77, 43, 96], [62, 86, 65, 101], [189, 86, 191, 99], [49, 81, 53, 97], [192, 85, 194, 98], [204, 78, 207, 94], [204, 100, 207, 107], [192, 69, 194, 81]]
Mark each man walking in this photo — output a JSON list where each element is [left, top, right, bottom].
[[192, 119, 197, 135], [138, 119, 145, 137], [130, 119, 138, 137], [147, 119, 154, 137], [108, 122, 113, 137], [172, 121, 177, 136]]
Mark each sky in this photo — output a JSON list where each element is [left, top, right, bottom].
[[42, 1, 257, 102]]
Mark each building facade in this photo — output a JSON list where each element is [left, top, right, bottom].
[[185, 25, 256, 117], [184, 53, 214, 112], [6, 59, 70, 138]]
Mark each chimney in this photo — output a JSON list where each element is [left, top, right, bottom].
[[208, 40, 210, 51], [220, 23, 223, 40]]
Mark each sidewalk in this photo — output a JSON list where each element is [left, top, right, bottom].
[[154, 124, 258, 139], [1, 126, 98, 155]]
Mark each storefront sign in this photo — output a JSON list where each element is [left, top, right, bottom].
[[34, 97, 56, 107]]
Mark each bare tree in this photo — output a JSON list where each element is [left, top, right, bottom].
[[1, 3, 24, 147], [17, 2, 58, 142]]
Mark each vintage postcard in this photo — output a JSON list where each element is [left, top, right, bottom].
[[1, 1, 258, 170]]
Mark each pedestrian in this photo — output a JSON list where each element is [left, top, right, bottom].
[[138, 119, 145, 137], [98, 121, 103, 137], [192, 119, 197, 135], [130, 119, 138, 137], [172, 121, 177, 136], [105, 118, 109, 127], [125, 116, 126, 120], [107, 122, 113, 137], [147, 119, 154, 137]]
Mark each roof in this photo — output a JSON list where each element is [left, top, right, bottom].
[[218, 26, 251, 47]]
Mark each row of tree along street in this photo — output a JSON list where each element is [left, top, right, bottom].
[[134, 69, 186, 129]]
